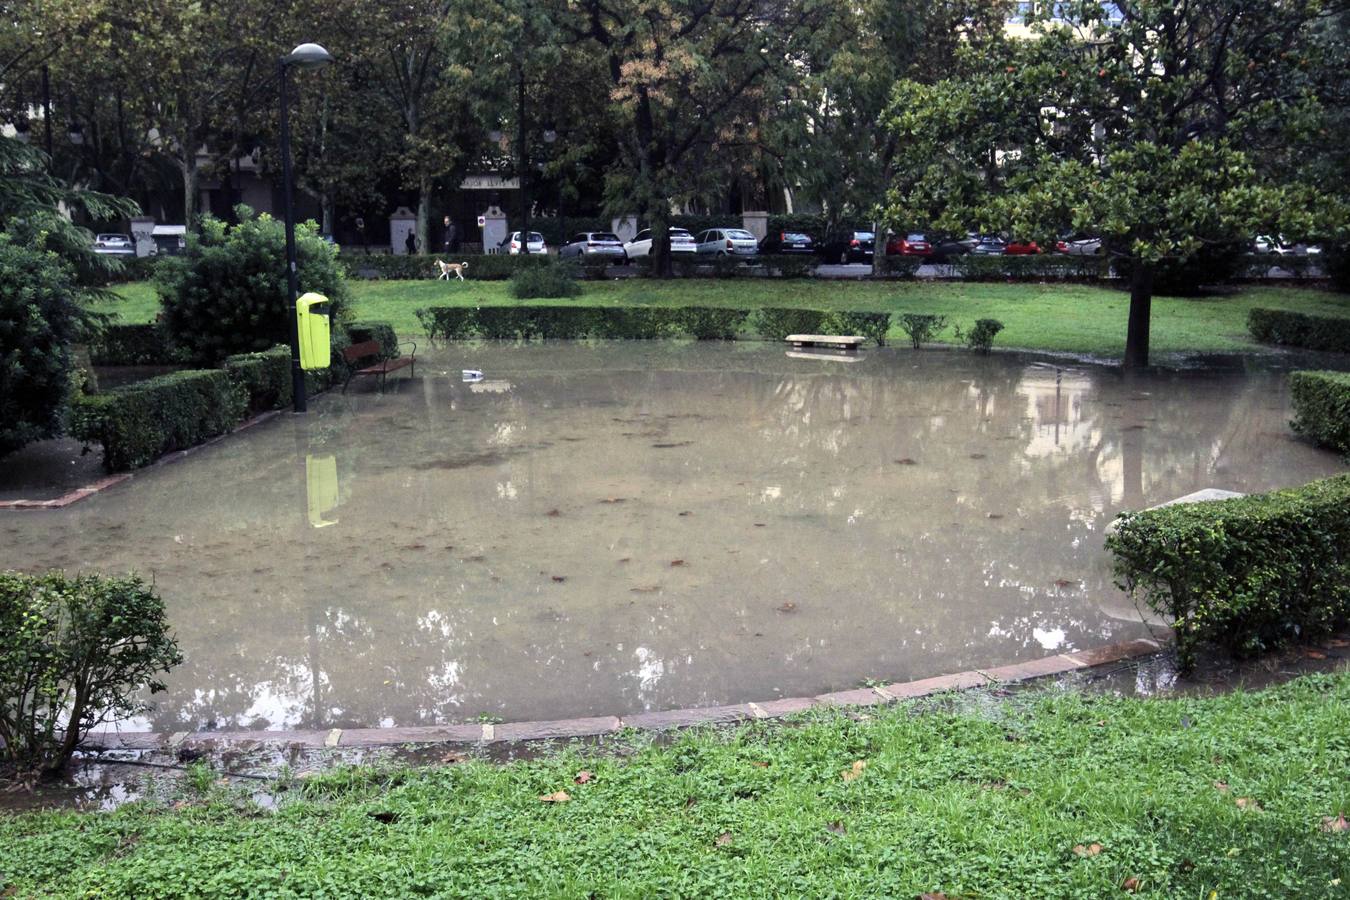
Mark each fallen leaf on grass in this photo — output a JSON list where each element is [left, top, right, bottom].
[[1303, 649, 1328, 659], [776, 602, 798, 613], [1072, 843, 1104, 857], [715, 832, 733, 847], [1320, 814, 1349, 833], [919, 894, 951, 900], [573, 771, 594, 785], [750, 761, 769, 768], [826, 821, 846, 836], [841, 760, 867, 782], [1236, 797, 1262, 811], [1213, 781, 1230, 793], [1122, 876, 1140, 892], [539, 791, 571, 803], [440, 752, 466, 764]]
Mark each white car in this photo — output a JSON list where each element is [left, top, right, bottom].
[[694, 228, 758, 257], [93, 233, 135, 256], [1255, 235, 1321, 256], [623, 227, 697, 258], [1055, 236, 1103, 255], [500, 231, 546, 255]]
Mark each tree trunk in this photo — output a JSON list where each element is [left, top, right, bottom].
[[182, 159, 199, 229], [1123, 260, 1153, 368], [321, 192, 334, 237], [416, 177, 431, 254], [651, 202, 672, 279]]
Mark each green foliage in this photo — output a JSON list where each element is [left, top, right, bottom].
[[898, 313, 949, 349], [755, 253, 815, 278], [222, 346, 292, 413], [679, 307, 750, 340], [1247, 308, 1350, 353], [347, 321, 399, 359], [509, 259, 582, 299], [88, 323, 174, 366], [947, 254, 1108, 282], [1115, 244, 1246, 296], [0, 570, 181, 775], [823, 311, 891, 346], [70, 370, 247, 471], [415, 307, 478, 343], [749, 307, 826, 341], [157, 208, 351, 364], [342, 254, 551, 281], [960, 318, 1005, 354], [1107, 475, 1350, 671], [1326, 244, 1350, 294], [1289, 371, 1350, 455], [0, 238, 88, 456]]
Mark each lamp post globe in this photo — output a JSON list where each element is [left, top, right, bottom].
[[286, 43, 333, 68]]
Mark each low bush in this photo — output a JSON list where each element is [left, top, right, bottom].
[[947, 254, 1108, 281], [347, 321, 398, 359], [1107, 474, 1350, 671], [957, 318, 1005, 354], [70, 369, 246, 471], [509, 259, 582, 299], [1289, 370, 1350, 455], [416, 307, 478, 343], [875, 256, 923, 279], [88, 323, 173, 365], [750, 307, 827, 341], [898, 313, 949, 349], [223, 345, 291, 412], [679, 307, 750, 340], [824, 311, 891, 346], [755, 254, 816, 278], [0, 570, 181, 775], [1247, 307, 1350, 353]]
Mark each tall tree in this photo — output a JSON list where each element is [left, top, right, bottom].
[[886, 0, 1348, 366]]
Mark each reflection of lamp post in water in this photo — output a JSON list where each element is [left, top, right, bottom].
[[278, 42, 334, 414]]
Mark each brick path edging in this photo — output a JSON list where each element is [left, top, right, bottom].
[[82, 637, 1163, 753], [0, 411, 282, 511]]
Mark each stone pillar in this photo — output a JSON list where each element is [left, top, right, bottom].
[[129, 217, 156, 258], [389, 206, 417, 254], [742, 211, 769, 242], [611, 215, 639, 243], [481, 205, 508, 254]]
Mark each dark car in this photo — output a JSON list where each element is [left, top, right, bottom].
[[759, 230, 815, 255], [928, 232, 979, 262], [885, 232, 932, 256], [969, 235, 1008, 255], [817, 231, 875, 264]]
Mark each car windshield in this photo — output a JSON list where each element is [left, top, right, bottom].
[[529, 232, 544, 242], [594, 233, 621, 242], [906, 233, 926, 242], [782, 232, 810, 241], [856, 232, 875, 240], [671, 229, 693, 239], [727, 230, 755, 240]]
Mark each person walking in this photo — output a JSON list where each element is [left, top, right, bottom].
[[405, 231, 417, 255], [443, 216, 459, 254]]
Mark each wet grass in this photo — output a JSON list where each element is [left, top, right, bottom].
[[105, 279, 1350, 357], [3, 674, 1349, 897]]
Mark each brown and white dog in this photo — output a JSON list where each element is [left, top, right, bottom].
[[435, 260, 469, 281]]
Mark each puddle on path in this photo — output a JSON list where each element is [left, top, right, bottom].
[[1, 342, 1344, 733]]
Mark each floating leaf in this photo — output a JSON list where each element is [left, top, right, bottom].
[[630, 585, 661, 594], [1053, 579, 1077, 588], [670, 559, 686, 567], [895, 458, 917, 465], [551, 575, 567, 583], [546, 509, 561, 517], [969, 453, 986, 459], [678, 511, 692, 517], [841, 760, 867, 782], [573, 771, 594, 785], [539, 791, 571, 803], [776, 602, 797, 613]]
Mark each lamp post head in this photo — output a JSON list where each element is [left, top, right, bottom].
[[285, 43, 333, 68]]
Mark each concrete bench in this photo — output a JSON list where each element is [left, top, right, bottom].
[[785, 334, 864, 350]]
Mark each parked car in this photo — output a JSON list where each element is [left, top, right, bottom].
[[500, 231, 546, 255], [1004, 240, 1042, 255], [817, 231, 876, 264], [928, 232, 979, 262], [693, 228, 759, 257], [1055, 235, 1103, 255], [759, 230, 815, 255], [559, 232, 627, 262], [623, 227, 697, 258], [151, 224, 187, 256], [968, 235, 1008, 255], [885, 232, 932, 256], [1255, 234, 1322, 256], [93, 233, 135, 256]]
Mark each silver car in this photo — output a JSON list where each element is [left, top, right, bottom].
[[94, 233, 135, 256], [501, 231, 546, 255], [623, 227, 697, 258], [694, 228, 758, 257], [559, 232, 627, 262]]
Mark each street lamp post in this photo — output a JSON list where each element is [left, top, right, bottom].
[[278, 42, 333, 414]]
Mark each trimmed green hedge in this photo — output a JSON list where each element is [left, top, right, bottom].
[[89, 323, 174, 366], [1106, 474, 1350, 670], [70, 370, 247, 471], [347, 321, 398, 359], [1290, 370, 1350, 454], [1248, 308, 1350, 353], [223, 346, 291, 413], [415, 305, 890, 344], [946, 254, 1109, 281]]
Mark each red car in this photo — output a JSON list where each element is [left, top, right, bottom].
[[886, 232, 932, 256], [1004, 240, 1041, 255]]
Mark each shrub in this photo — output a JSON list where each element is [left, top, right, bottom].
[[0, 239, 86, 457], [347, 321, 398, 359], [223, 345, 291, 412], [88, 323, 173, 365], [1289, 370, 1350, 455], [1325, 243, 1350, 293], [594, 307, 680, 340], [875, 255, 923, 279], [158, 206, 350, 364], [1247, 307, 1350, 353], [946, 254, 1107, 281], [70, 369, 246, 471], [756, 254, 815, 279], [1115, 244, 1245, 295], [898, 313, 949, 349], [958, 318, 1005, 354], [750, 307, 827, 341], [0, 571, 181, 775], [679, 307, 750, 340], [824, 311, 891, 347], [509, 259, 582, 299], [416, 307, 478, 343], [1107, 474, 1350, 671]]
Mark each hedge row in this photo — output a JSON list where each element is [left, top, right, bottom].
[[1290, 370, 1350, 455], [89, 323, 174, 366], [348, 321, 399, 358], [415, 306, 894, 345], [944, 254, 1109, 281], [70, 370, 247, 471], [222, 346, 292, 413], [1247, 308, 1350, 353], [1106, 474, 1350, 671]]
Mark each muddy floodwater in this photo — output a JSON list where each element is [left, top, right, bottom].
[[2, 343, 1344, 732]]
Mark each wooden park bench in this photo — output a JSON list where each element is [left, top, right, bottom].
[[340, 339, 417, 392]]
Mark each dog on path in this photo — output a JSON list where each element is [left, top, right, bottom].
[[435, 260, 469, 281]]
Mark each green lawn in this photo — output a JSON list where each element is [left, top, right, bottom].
[[4, 674, 1348, 897], [106, 279, 1350, 357]]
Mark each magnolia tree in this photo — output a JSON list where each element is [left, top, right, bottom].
[[885, 0, 1348, 366]]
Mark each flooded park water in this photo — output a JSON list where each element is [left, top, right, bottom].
[[2, 342, 1345, 733]]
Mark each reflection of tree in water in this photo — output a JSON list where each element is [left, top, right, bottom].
[[10, 349, 1341, 730]]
